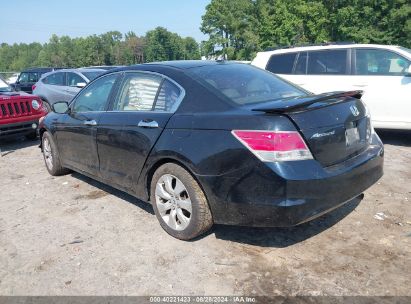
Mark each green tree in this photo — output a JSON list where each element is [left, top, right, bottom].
[[144, 27, 185, 62], [201, 0, 258, 60]]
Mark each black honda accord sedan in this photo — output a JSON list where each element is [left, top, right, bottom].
[[39, 61, 384, 240]]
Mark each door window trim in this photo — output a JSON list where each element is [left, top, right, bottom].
[[352, 48, 411, 76], [107, 70, 186, 114]]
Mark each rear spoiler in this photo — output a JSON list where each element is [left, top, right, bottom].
[[252, 90, 363, 114]]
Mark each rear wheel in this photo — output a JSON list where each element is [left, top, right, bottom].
[[151, 163, 213, 240], [42, 132, 70, 176]]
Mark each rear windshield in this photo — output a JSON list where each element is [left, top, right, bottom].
[[82, 71, 105, 81], [189, 63, 306, 105]]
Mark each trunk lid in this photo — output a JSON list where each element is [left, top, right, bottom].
[[252, 91, 372, 167]]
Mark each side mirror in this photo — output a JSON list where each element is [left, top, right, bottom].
[[76, 82, 87, 88], [52, 101, 69, 114]]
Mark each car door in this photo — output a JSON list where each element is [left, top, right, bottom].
[[65, 72, 86, 100], [97, 72, 184, 192], [55, 73, 119, 176], [348, 48, 411, 129]]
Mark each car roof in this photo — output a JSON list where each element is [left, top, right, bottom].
[[256, 43, 404, 55], [38, 68, 106, 80], [21, 67, 61, 73], [127, 60, 234, 71]]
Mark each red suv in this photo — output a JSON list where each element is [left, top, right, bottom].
[[0, 77, 47, 140]]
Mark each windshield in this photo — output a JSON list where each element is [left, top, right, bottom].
[[189, 63, 306, 105], [0, 78, 12, 92], [82, 71, 105, 81]]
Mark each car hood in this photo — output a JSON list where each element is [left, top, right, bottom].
[[0, 91, 33, 101]]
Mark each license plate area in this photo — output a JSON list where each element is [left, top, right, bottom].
[[345, 121, 360, 147]]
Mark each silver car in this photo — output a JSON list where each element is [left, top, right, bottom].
[[33, 68, 105, 111]]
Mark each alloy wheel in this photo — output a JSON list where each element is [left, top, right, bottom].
[[155, 174, 192, 231], [43, 138, 53, 170]]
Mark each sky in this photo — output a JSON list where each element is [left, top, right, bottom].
[[0, 0, 211, 44]]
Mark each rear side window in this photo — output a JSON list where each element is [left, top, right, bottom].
[[265, 53, 297, 74], [113, 73, 162, 111], [190, 64, 306, 105], [307, 50, 348, 75], [355, 49, 410, 76], [155, 80, 182, 112], [42, 72, 65, 85], [295, 52, 308, 74], [28, 72, 39, 82]]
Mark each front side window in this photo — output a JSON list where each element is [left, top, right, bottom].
[[190, 64, 306, 105], [82, 71, 105, 81], [73, 74, 117, 113], [266, 53, 297, 74], [113, 73, 162, 111], [307, 50, 348, 75], [18, 72, 29, 83], [43, 72, 65, 86], [67, 72, 85, 87], [355, 49, 410, 76]]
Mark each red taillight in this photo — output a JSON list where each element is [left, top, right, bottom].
[[32, 84, 36, 91], [232, 130, 313, 162]]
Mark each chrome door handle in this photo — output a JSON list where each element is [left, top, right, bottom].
[[84, 120, 97, 126], [138, 120, 159, 128]]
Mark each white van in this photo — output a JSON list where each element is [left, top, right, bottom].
[[252, 44, 411, 130]]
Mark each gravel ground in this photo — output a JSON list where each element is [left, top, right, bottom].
[[0, 130, 410, 296]]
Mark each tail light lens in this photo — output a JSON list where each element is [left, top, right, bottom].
[[32, 84, 36, 91], [232, 130, 313, 162]]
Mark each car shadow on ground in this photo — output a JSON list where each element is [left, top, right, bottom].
[[376, 129, 411, 147], [210, 196, 362, 248], [0, 137, 39, 156], [70, 172, 155, 215], [71, 171, 361, 246]]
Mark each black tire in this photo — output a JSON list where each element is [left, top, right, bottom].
[[42, 131, 70, 176], [151, 163, 213, 240], [25, 131, 38, 140]]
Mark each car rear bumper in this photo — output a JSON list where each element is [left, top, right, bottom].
[[198, 134, 384, 227], [0, 120, 39, 138]]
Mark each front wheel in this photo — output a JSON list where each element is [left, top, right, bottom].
[[42, 132, 70, 176], [151, 163, 213, 240]]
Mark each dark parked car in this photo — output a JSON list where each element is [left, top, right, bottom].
[[39, 61, 384, 240], [14, 67, 61, 94]]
